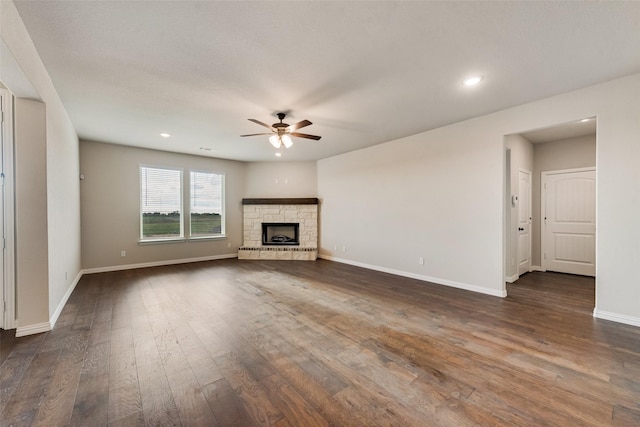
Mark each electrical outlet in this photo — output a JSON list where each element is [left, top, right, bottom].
[[120, 250, 126, 257], [418, 257, 424, 265], [334, 244, 337, 251], [342, 246, 347, 252], [227, 242, 231, 248]]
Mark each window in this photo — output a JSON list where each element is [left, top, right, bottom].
[[140, 166, 183, 240], [190, 171, 224, 237], [140, 166, 225, 242]]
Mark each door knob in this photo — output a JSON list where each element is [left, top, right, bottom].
[[518, 227, 524, 231]]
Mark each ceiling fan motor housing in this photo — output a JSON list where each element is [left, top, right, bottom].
[[273, 113, 289, 134], [273, 124, 289, 134]]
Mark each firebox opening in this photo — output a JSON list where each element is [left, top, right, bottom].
[[262, 223, 300, 246]]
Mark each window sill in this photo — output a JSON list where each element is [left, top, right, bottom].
[[138, 238, 186, 245], [188, 234, 227, 242], [138, 235, 227, 245]]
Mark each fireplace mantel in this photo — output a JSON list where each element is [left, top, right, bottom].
[[242, 198, 318, 205]]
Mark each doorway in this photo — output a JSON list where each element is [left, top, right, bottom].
[[517, 169, 532, 276], [0, 87, 16, 330], [0, 90, 4, 329], [504, 117, 597, 294]]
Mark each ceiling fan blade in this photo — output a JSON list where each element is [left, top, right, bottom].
[[240, 133, 272, 137], [248, 119, 274, 130], [290, 132, 321, 140], [289, 119, 312, 131]]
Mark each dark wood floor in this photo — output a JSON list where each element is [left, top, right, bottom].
[[1, 259, 639, 426]]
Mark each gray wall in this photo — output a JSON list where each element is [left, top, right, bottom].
[[319, 117, 508, 297], [504, 134, 534, 280], [244, 161, 317, 198], [14, 99, 49, 328], [80, 140, 247, 270], [531, 134, 596, 267]]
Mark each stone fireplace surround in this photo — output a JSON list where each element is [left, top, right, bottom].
[[238, 198, 318, 261]]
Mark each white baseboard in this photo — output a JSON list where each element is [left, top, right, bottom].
[[15, 271, 83, 337], [16, 321, 51, 337], [593, 308, 640, 328], [320, 255, 506, 298], [505, 274, 519, 283], [49, 271, 83, 329], [531, 265, 545, 272], [82, 253, 238, 274]]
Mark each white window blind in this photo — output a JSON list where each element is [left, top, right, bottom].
[[190, 171, 224, 236], [140, 166, 183, 239]]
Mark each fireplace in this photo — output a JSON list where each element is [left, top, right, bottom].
[[262, 223, 299, 246], [239, 198, 318, 261]]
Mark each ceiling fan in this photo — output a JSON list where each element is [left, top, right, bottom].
[[240, 112, 321, 149]]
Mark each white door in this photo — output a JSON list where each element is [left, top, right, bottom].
[[0, 91, 4, 329], [542, 168, 596, 276], [0, 88, 15, 330], [518, 170, 532, 276]]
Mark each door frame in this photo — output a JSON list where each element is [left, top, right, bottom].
[[517, 168, 532, 277], [541, 166, 596, 274], [1, 89, 16, 330]]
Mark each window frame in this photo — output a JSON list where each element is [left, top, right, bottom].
[[138, 164, 226, 244], [188, 169, 226, 239], [139, 165, 185, 243]]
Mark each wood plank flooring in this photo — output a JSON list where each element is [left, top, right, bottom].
[[1, 259, 640, 426]]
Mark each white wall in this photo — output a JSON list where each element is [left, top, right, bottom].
[[80, 140, 246, 270], [318, 74, 640, 326], [2, 1, 81, 335], [244, 161, 317, 198], [532, 134, 596, 267]]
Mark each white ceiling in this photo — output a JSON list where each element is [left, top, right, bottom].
[[520, 118, 597, 144], [13, 1, 640, 162]]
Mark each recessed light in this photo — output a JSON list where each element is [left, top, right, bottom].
[[275, 152, 282, 157], [160, 132, 171, 138], [462, 75, 483, 87]]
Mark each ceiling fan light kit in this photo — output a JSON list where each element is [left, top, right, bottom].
[[269, 134, 292, 149], [241, 112, 321, 149]]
